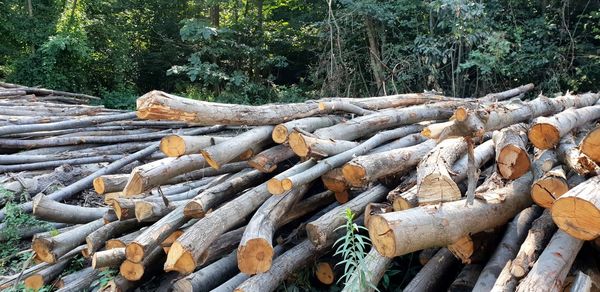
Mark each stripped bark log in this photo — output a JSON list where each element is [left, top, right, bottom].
[[369, 173, 533, 257], [515, 230, 583, 292], [528, 104, 600, 149], [493, 123, 531, 179], [472, 205, 542, 291], [552, 176, 600, 240]]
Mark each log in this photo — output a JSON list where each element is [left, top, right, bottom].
[[173, 250, 240, 292], [288, 131, 358, 158], [106, 229, 144, 249], [0, 155, 125, 172], [447, 230, 500, 264], [120, 245, 164, 281], [135, 200, 186, 222], [552, 176, 600, 240], [24, 260, 70, 290], [32, 218, 105, 263], [272, 116, 341, 143], [160, 135, 230, 157], [93, 174, 129, 194], [369, 172, 533, 257], [528, 104, 600, 149], [0, 142, 159, 220], [557, 133, 600, 175], [403, 248, 461, 291], [184, 169, 266, 218], [449, 264, 484, 292], [429, 92, 600, 140], [86, 218, 141, 252], [2, 163, 101, 196], [92, 248, 126, 269], [247, 144, 295, 173], [479, 83, 535, 102], [307, 184, 388, 249], [364, 202, 392, 226], [55, 267, 100, 292], [201, 126, 273, 169], [200, 226, 246, 267], [0, 222, 68, 241], [267, 160, 315, 195], [321, 168, 350, 194], [494, 123, 531, 179], [419, 248, 440, 265], [580, 125, 600, 163], [510, 209, 557, 278], [32, 193, 109, 223], [342, 140, 436, 188], [571, 271, 593, 292], [0, 112, 136, 136], [472, 205, 542, 291], [340, 248, 392, 292], [515, 230, 583, 292], [237, 184, 309, 274], [368, 132, 427, 154], [415, 137, 468, 204], [531, 165, 569, 208]]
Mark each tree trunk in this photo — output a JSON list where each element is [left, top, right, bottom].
[[247, 144, 295, 173], [472, 205, 542, 291], [552, 176, 600, 240], [32, 218, 105, 263], [529, 104, 600, 149], [579, 125, 600, 163], [494, 123, 531, 179], [307, 184, 388, 249], [159, 135, 230, 157], [86, 218, 140, 253], [557, 133, 600, 175], [531, 165, 569, 208], [237, 185, 309, 274], [32, 193, 109, 223], [201, 126, 273, 169], [515, 230, 583, 292], [92, 248, 126, 269], [365, 16, 384, 93], [369, 172, 533, 257], [272, 116, 341, 144], [416, 137, 468, 204], [479, 84, 535, 102], [404, 248, 461, 291], [342, 140, 436, 188]]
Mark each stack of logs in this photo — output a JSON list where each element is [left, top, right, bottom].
[[2, 82, 600, 292]]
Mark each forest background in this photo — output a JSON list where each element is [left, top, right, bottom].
[[0, 0, 598, 109]]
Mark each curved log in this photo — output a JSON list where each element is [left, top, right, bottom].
[[32, 194, 109, 224]]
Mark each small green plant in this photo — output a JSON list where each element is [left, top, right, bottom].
[[96, 268, 118, 288], [333, 208, 375, 292], [0, 186, 15, 202], [0, 203, 48, 259]]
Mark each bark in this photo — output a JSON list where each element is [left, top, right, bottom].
[[3, 163, 101, 196], [449, 264, 485, 292], [431, 92, 600, 141], [307, 184, 388, 249], [493, 123, 531, 179], [184, 169, 266, 218], [531, 165, 568, 208], [272, 116, 341, 143], [120, 245, 164, 281], [0, 155, 124, 172], [369, 132, 426, 154], [342, 140, 436, 188], [159, 135, 230, 157], [529, 104, 600, 149], [364, 202, 392, 226], [552, 176, 600, 240], [557, 133, 600, 175], [32, 193, 109, 223], [403, 248, 461, 291], [247, 144, 295, 173], [288, 131, 358, 158], [580, 125, 600, 163], [416, 137, 468, 204], [32, 218, 104, 263], [515, 230, 583, 292], [93, 174, 129, 194], [201, 126, 273, 169], [369, 173, 533, 257], [24, 260, 69, 290], [313, 105, 451, 141], [472, 205, 542, 291], [0, 112, 135, 136], [86, 218, 141, 253], [531, 149, 559, 182], [55, 267, 100, 292], [92, 248, 126, 269], [0, 143, 159, 221]]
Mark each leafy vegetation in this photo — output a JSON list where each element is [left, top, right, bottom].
[[0, 0, 597, 107]]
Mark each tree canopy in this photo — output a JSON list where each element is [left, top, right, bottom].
[[0, 0, 598, 108]]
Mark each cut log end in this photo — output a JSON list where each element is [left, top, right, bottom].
[[134, 201, 156, 222], [272, 125, 289, 144], [123, 173, 143, 197], [341, 163, 367, 187], [497, 144, 531, 179], [125, 243, 145, 263], [164, 242, 196, 274], [552, 197, 600, 240], [93, 177, 106, 194], [580, 127, 600, 163], [334, 191, 350, 204], [288, 132, 309, 157], [531, 178, 569, 208], [315, 262, 335, 285], [267, 178, 285, 195], [529, 123, 560, 150], [113, 201, 130, 221], [183, 201, 206, 218], [120, 260, 144, 281], [160, 135, 186, 157], [247, 156, 276, 173], [31, 240, 56, 264], [455, 107, 468, 122], [281, 178, 293, 192], [237, 238, 275, 275], [200, 150, 222, 170], [24, 275, 44, 290], [367, 215, 396, 258], [106, 240, 126, 250], [417, 174, 461, 204]]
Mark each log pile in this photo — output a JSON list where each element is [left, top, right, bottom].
[[3, 82, 600, 292]]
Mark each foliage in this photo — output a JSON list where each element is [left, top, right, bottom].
[[333, 208, 375, 291], [95, 268, 119, 288], [0, 203, 48, 259]]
